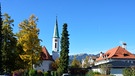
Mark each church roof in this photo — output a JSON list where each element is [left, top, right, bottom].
[[96, 46, 135, 61], [53, 17, 59, 38], [41, 46, 53, 60]]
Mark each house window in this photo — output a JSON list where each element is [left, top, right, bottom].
[[131, 61, 133, 64]]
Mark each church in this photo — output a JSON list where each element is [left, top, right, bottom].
[[34, 17, 60, 72]]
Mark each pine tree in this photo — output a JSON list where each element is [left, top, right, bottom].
[[1, 13, 17, 72], [57, 23, 69, 76], [17, 15, 42, 69], [0, 3, 3, 73]]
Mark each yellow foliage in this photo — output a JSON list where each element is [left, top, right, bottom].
[[17, 15, 41, 69]]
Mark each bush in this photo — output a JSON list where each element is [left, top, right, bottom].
[[43, 72, 49, 76], [51, 71, 57, 76], [86, 70, 101, 76], [12, 69, 25, 76], [86, 70, 94, 76], [93, 71, 101, 75], [29, 69, 37, 76], [37, 70, 43, 76]]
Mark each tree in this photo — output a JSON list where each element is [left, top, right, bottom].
[[0, 4, 3, 73], [82, 56, 90, 68], [100, 64, 112, 75], [123, 66, 135, 76], [1, 13, 17, 72], [17, 15, 42, 69], [57, 23, 69, 76], [71, 56, 81, 68], [51, 58, 60, 71]]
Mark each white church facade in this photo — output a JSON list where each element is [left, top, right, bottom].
[[34, 17, 60, 72]]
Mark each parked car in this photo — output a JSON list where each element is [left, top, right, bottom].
[[62, 73, 70, 76]]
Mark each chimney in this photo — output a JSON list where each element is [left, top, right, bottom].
[[122, 42, 127, 49], [100, 52, 103, 57]]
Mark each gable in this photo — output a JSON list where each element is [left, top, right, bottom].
[[41, 46, 53, 60]]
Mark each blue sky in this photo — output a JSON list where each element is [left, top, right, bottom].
[[1, 0, 135, 55]]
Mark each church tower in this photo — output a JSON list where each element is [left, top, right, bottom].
[[52, 17, 59, 60]]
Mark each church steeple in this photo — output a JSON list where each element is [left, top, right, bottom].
[[52, 16, 60, 60], [53, 16, 59, 38]]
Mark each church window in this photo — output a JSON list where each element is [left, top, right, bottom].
[[55, 43, 57, 48]]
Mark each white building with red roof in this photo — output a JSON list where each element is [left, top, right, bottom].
[[93, 44, 135, 76], [34, 46, 53, 71]]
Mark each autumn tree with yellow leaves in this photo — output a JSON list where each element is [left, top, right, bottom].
[[17, 15, 42, 69]]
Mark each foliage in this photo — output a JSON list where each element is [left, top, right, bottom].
[[51, 71, 57, 76], [57, 23, 70, 76], [43, 72, 49, 76], [86, 70, 101, 76], [12, 69, 26, 76], [15, 44, 28, 69], [82, 56, 91, 68], [99, 64, 112, 75], [86, 70, 94, 76], [1, 13, 17, 73], [51, 58, 60, 71], [71, 56, 81, 68], [123, 66, 135, 76], [0, 4, 3, 73], [12, 69, 46, 76], [17, 15, 42, 69], [29, 69, 37, 76]]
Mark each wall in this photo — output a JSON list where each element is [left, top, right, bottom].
[[111, 68, 123, 76], [34, 60, 53, 72]]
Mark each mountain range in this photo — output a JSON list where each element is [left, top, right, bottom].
[[69, 53, 100, 62]]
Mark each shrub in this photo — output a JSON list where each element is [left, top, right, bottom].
[[93, 71, 101, 75], [86, 70, 94, 76], [12, 69, 25, 76], [37, 70, 43, 76], [43, 72, 49, 76], [86, 70, 101, 76], [29, 69, 37, 76], [51, 71, 57, 76]]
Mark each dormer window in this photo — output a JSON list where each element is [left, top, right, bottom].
[[124, 54, 129, 56]]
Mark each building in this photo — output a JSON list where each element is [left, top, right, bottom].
[[52, 17, 60, 60], [34, 46, 53, 71], [93, 44, 135, 76], [34, 17, 60, 72]]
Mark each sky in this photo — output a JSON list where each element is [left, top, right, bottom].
[[1, 0, 135, 55]]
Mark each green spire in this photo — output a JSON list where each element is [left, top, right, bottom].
[[53, 16, 59, 38]]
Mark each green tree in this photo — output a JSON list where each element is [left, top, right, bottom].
[[123, 68, 132, 76], [17, 15, 42, 69], [123, 66, 135, 76], [1, 13, 17, 72], [71, 56, 81, 68], [0, 4, 3, 73], [57, 23, 70, 76]]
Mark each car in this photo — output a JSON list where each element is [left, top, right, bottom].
[[62, 73, 70, 76]]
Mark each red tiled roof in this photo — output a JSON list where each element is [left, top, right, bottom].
[[41, 46, 53, 60], [96, 46, 135, 61]]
